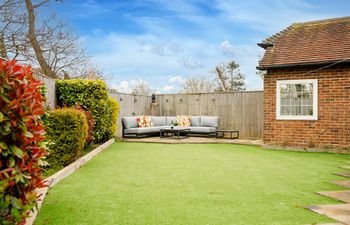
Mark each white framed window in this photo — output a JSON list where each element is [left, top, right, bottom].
[[276, 79, 318, 120]]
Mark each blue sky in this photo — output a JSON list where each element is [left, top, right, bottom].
[[52, 0, 350, 93]]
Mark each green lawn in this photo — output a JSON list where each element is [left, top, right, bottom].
[[35, 142, 350, 225]]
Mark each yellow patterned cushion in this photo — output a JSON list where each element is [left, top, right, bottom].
[[137, 115, 153, 127], [176, 115, 191, 126]]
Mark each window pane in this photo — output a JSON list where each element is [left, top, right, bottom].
[[281, 97, 290, 106], [280, 106, 290, 115], [278, 80, 316, 118], [301, 106, 313, 116], [280, 84, 290, 96]]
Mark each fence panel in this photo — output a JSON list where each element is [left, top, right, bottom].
[[33, 73, 56, 109]]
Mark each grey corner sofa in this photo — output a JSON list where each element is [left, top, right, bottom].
[[121, 116, 220, 138]]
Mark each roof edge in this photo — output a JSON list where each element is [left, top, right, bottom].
[[257, 42, 273, 49], [292, 16, 350, 27], [257, 59, 350, 70]]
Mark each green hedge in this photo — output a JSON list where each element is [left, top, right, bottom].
[[105, 96, 120, 140], [45, 108, 88, 171], [56, 79, 119, 143]]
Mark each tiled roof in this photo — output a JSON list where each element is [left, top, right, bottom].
[[257, 16, 350, 69]]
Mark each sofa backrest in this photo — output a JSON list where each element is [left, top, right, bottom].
[[166, 116, 177, 125], [200, 116, 219, 128], [121, 115, 220, 128], [121, 117, 138, 129], [191, 116, 201, 126], [151, 116, 166, 126]]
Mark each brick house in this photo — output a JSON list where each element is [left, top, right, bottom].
[[257, 16, 350, 150]]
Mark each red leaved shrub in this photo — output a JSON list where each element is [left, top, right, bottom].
[[0, 59, 48, 224]]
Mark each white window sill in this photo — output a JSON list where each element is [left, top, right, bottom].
[[276, 115, 318, 120]]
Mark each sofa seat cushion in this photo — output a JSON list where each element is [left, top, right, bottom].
[[124, 126, 162, 134], [122, 117, 138, 129], [151, 116, 166, 126], [200, 116, 219, 128], [189, 126, 217, 133]]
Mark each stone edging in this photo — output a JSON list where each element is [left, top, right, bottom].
[[262, 144, 350, 154], [25, 138, 115, 225]]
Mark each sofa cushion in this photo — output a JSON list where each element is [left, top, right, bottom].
[[189, 126, 217, 133], [151, 116, 166, 126], [191, 116, 201, 126], [122, 117, 138, 129], [176, 115, 191, 126], [124, 126, 161, 134], [166, 116, 177, 125], [137, 115, 152, 127], [200, 116, 219, 128]]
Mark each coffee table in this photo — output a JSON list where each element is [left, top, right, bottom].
[[216, 130, 239, 139], [160, 127, 190, 139]]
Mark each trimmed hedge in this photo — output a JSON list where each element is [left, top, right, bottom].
[[105, 96, 120, 140], [56, 79, 119, 143], [45, 108, 88, 171]]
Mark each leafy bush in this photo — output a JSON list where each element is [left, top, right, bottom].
[[0, 60, 48, 224], [74, 105, 95, 145], [45, 108, 88, 171], [104, 96, 120, 140], [56, 79, 119, 142]]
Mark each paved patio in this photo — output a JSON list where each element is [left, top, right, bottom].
[[122, 136, 263, 145]]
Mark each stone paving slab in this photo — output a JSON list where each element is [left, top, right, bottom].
[[335, 172, 350, 178], [331, 180, 350, 188], [307, 204, 350, 225], [317, 190, 350, 203], [341, 166, 350, 170]]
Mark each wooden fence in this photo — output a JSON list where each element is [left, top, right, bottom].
[[109, 93, 152, 137], [110, 91, 263, 139], [33, 74, 263, 139], [33, 73, 56, 109]]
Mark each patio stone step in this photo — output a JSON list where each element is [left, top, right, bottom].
[[317, 190, 350, 203], [334, 172, 350, 178], [330, 180, 350, 188], [307, 204, 350, 225]]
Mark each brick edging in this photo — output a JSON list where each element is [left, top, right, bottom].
[[25, 138, 115, 225]]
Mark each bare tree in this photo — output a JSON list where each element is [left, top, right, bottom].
[[0, 0, 97, 79], [181, 76, 215, 93], [25, 0, 58, 78], [131, 80, 151, 95], [0, 0, 26, 59], [214, 61, 246, 92]]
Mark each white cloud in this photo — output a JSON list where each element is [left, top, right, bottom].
[[112, 79, 152, 94], [112, 81, 130, 93], [162, 85, 175, 92], [219, 40, 236, 56], [168, 75, 186, 84], [178, 57, 204, 69]]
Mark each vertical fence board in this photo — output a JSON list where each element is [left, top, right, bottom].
[[33, 74, 56, 109]]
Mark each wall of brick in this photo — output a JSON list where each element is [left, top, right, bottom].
[[263, 64, 350, 149]]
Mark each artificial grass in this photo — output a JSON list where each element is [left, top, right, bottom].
[[35, 142, 350, 225]]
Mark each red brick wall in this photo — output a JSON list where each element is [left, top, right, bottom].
[[263, 64, 350, 149]]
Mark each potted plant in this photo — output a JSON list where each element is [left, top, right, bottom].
[[171, 120, 178, 129]]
